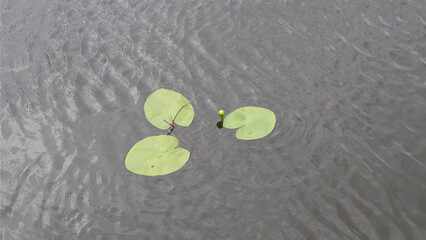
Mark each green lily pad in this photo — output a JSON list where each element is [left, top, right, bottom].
[[125, 135, 190, 176], [144, 89, 194, 130], [223, 106, 276, 140]]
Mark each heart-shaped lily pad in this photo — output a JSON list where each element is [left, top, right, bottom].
[[223, 106, 276, 140], [144, 89, 194, 130], [125, 135, 190, 176]]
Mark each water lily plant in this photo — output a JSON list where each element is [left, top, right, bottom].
[[219, 107, 276, 140], [125, 88, 276, 176], [125, 135, 190, 176], [144, 88, 194, 130], [125, 89, 194, 176]]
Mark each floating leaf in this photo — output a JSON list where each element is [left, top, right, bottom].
[[144, 89, 194, 130], [223, 106, 276, 140], [125, 135, 190, 176]]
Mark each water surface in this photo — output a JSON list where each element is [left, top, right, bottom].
[[2, 0, 426, 239]]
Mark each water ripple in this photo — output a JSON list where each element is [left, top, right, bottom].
[[2, 0, 426, 239]]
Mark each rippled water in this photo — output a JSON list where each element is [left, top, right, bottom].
[[2, 0, 426, 239]]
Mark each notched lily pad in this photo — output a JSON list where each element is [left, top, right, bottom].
[[223, 106, 276, 140], [144, 89, 194, 130], [125, 135, 190, 176]]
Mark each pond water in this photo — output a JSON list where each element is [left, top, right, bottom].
[[2, 0, 426, 239]]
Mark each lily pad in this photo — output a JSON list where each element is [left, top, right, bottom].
[[125, 135, 190, 176], [144, 89, 194, 130], [223, 106, 276, 140]]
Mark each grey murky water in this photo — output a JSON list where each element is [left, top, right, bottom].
[[2, 0, 426, 239]]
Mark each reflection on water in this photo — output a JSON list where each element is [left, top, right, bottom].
[[2, 0, 426, 239]]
